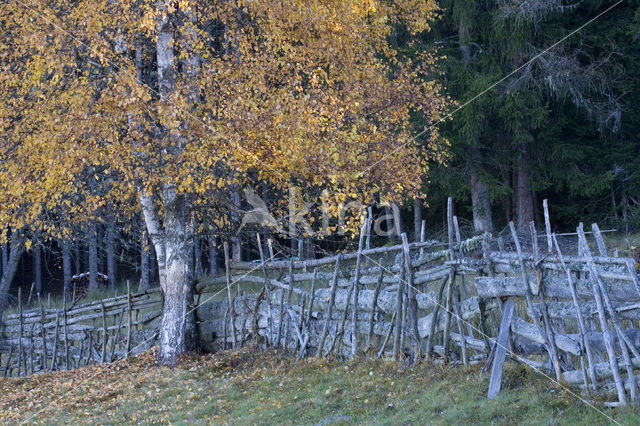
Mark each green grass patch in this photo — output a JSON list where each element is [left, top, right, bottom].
[[1, 346, 639, 425]]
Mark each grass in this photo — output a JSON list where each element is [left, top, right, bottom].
[[1, 346, 639, 425]]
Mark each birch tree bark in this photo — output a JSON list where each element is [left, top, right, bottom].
[[1, 241, 7, 274], [139, 224, 150, 292], [137, 1, 200, 365]]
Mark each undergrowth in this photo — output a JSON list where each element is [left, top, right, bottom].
[[1, 345, 639, 425]]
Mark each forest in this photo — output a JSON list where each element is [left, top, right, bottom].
[[1, 0, 640, 370]]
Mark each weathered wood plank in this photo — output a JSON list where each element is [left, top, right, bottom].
[[488, 299, 515, 399]]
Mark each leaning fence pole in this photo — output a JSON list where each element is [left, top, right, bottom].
[[392, 266, 405, 361], [3, 344, 14, 377], [63, 296, 69, 369], [223, 242, 237, 350], [578, 228, 638, 402], [377, 311, 396, 359], [306, 268, 318, 327], [401, 233, 420, 358], [579, 231, 640, 363], [365, 207, 373, 266], [454, 216, 474, 337], [530, 222, 562, 382], [442, 198, 455, 360], [553, 234, 597, 391], [38, 293, 48, 371], [426, 275, 448, 359], [126, 279, 132, 357], [283, 260, 294, 350], [28, 323, 35, 374], [257, 234, 274, 346], [51, 311, 60, 370], [317, 255, 342, 357], [419, 220, 426, 258], [576, 228, 628, 405], [591, 223, 608, 257], [351, 219, 369, 357], [365, 270, 384, 353], [109, 308, 125, 362], [100, 302, 107, 364], [17, 287, 23, 375], [332, 275, 357, 356], [508, 223, 550, 355], [543, 199, 553, 253], [27, 282, 35, 307]]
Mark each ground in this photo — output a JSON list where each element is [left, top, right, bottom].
[[1, 346, 639, 425]]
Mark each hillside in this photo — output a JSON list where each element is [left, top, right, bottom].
[[1, 345, 639, 425]]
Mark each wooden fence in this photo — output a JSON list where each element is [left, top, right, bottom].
[[0, 284, 161, 375], [2, 199, 640, 405]]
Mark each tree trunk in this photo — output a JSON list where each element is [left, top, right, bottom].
[[0, 230, 26, 316], [231, 186, 242, 262], [413, 199, 423, 241], [74, 243, 81, 275], [194, 234, 202, 277], [62, 239, 72, 302], [34, 244, 42, 294], [106, 219, 117, 288], [88, 223, 98, 291], [141, 189, 196, 366], [2, 240, 7, 274], [139, 225, 150, 292], [208, 231, 218, 276], [140, 2, 199, 364], [468, 147, 494, 233], [516, 142, 534, 233]]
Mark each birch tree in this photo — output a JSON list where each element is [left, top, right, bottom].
[[0, 0, 449, 365]]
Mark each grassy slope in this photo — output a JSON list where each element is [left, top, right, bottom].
[[1, 346, 639, 425]]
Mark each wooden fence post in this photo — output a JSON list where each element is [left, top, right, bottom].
[[552, 234, 597, 391], [257, 233, 274, 346], [488, 299, 515, 399], [224, 242, 237, 349], [100, 302, 107, 364], [530, 222, 562, 382], [442, 198, 455, 360], [17, 287, 23, 375], [126, 279, 132, 357], [38, 293, 48, 371], [578, 228, 638, 403], [543, 199, 552, 253], [401, 233, 420, 359], [283, 260, 294, 350], [317, 255, 341, 357], [577, 227, 628, 406], [351, 219, 369, 356]]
